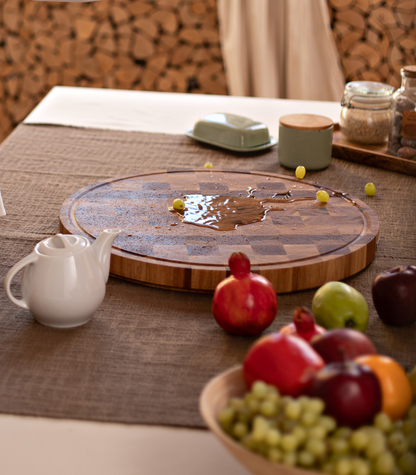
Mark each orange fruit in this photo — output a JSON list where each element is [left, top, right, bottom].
[[355, 354, 412, 421]]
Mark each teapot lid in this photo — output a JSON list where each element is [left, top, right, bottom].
[[37, 234, 88, 256]]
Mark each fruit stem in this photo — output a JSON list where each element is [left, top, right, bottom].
[[338, 346, 347, 362]]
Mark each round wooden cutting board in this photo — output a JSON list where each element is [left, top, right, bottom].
[[59, 170, 380, 293]]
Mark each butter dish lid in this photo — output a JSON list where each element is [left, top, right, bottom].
[[186, 113, 277, 152]]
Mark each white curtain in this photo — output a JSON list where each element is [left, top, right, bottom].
[[217, 0, 345, 101]]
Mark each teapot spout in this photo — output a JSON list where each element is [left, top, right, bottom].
[[92, 228, 121, 282]]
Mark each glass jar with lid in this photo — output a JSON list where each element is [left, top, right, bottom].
[[388, 65, 416, 159], [340, 81, 395, 145]]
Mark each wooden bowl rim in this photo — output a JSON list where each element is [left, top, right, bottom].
[[199, 366, 321, 475]]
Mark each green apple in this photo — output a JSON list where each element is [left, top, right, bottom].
[[312, 281, 369, 332]]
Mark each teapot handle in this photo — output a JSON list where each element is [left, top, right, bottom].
[[4, 253, 38, 310]]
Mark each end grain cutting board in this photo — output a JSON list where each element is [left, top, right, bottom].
[[59, 170, 380, 293]]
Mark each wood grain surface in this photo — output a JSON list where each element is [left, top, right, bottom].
[[280, 114, 333, 131], [332, 126, 416, 176], [59, 170, 380, 293]]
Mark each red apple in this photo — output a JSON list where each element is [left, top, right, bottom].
[[372, 265, 416, 327], [212, 252, 277, 336], [279, 307, 326, 342], [243, 333, 325, 396], [308, 360, 382, 428], [310, 328, 377, 363]]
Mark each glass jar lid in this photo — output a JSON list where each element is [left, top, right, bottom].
[[341, 81, 395, 110], [402, 65, 416, 79]]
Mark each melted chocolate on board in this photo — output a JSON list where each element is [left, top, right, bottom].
[[170, 187, 356, 231]]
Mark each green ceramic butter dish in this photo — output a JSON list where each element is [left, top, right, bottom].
[[186, 113, 277, 152]]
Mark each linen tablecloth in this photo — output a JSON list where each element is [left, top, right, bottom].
[[0, 124, 415, 428]]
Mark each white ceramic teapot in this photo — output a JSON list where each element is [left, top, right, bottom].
[[4, 229, 121, 328]]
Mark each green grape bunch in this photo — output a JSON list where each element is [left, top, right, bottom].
[[217, 381, 416, 475]]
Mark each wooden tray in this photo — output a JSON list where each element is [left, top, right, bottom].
[[59, 170, 380, 293], [332, 124, 416, 176]]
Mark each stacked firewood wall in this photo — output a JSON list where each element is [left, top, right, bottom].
[[328, 0, 416, 88], [0, 0, 227, 142], [1, 0, 415, 143]]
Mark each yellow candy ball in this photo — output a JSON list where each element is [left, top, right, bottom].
[[204, 162, 213, 169], [173, 198, 185, 210], [365, 183, 376, 196], [295, 166, 306, 179], [316, 190, 329, 203]]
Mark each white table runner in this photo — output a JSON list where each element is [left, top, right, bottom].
[[24, 86, 342, 139]]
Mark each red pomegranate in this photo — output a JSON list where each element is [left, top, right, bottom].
[[212, 252, 278, 336]]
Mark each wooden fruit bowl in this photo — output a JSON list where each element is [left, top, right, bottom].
[[199, 366, 320, 475]]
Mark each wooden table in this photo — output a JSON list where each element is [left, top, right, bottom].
[[0, 87, 414, 475]]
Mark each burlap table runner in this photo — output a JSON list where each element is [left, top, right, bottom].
[[0, 124, 415, 428]]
